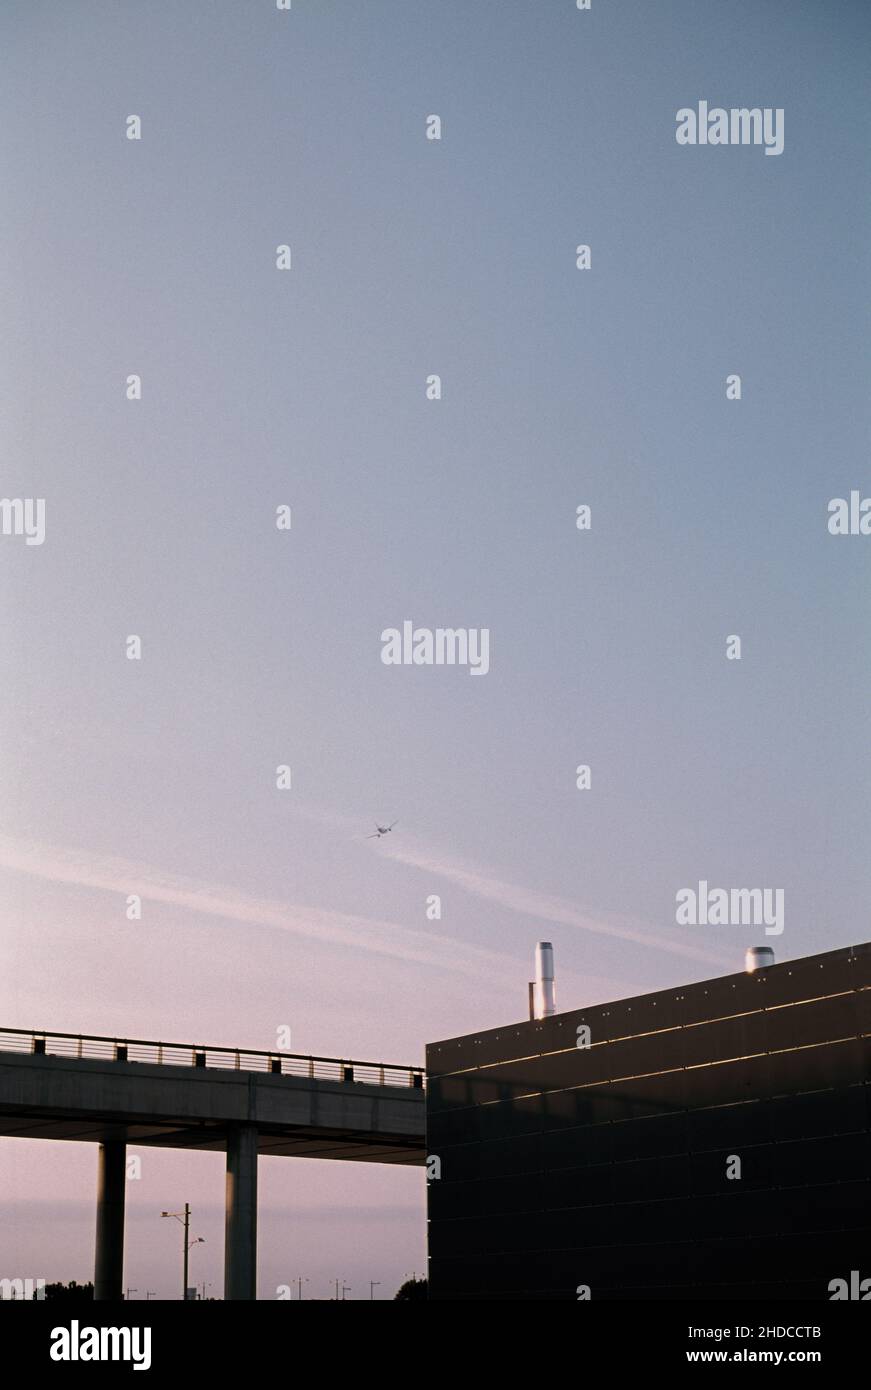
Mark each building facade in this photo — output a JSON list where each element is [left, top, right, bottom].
[[426, 943, 871, 1299]]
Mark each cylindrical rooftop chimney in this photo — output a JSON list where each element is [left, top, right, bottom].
[[534, 941, 556, 1019], [745, 945, 775, 973]]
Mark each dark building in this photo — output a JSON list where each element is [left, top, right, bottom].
[[426, 942, 871, 1299]]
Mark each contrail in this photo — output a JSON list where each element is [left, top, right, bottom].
[[375, 839, 732, 969], [0, 832, 613, 994], [287, 802, 732, 969]]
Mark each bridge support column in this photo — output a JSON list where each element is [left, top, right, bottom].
[[224, 1124, 258, 1300], [94, 1141, 126, 1301]]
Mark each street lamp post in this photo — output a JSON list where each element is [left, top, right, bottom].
[[161, 1204, 204, 1300]]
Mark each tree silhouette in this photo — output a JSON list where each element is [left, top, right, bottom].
[[44, 1281, 94, 1301], [394, 1276, 427, 1301]]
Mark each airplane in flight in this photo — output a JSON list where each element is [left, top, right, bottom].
[[367, 820, 398, 839]]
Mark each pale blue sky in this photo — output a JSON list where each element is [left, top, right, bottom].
[[1, 0, 869, 1297]]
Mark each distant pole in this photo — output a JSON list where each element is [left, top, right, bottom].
[[369, 1281, 380, 1300], [182, 1203, 190, 1300], [161, 1204, 198, 1301]]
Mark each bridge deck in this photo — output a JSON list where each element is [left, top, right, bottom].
[[0, 1028, 426, 1164]]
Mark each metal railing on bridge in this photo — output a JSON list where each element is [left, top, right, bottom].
[[0, 1027, 425, 1090]]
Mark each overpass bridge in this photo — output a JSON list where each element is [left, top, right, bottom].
[[0, 1027, 426, 1301]]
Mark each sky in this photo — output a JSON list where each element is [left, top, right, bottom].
[[1, 0, 869, 1298]]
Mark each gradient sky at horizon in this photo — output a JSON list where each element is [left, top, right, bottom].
[[1, 0, 869, 1297]]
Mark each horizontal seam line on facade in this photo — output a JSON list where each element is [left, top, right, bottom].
[[428, 987, 869, 1079], [430, 1037, 868, 1114]]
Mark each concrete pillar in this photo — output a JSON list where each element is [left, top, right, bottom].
[[94, 1141, 126, 1301], [224, 1125, 258, 1300]]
